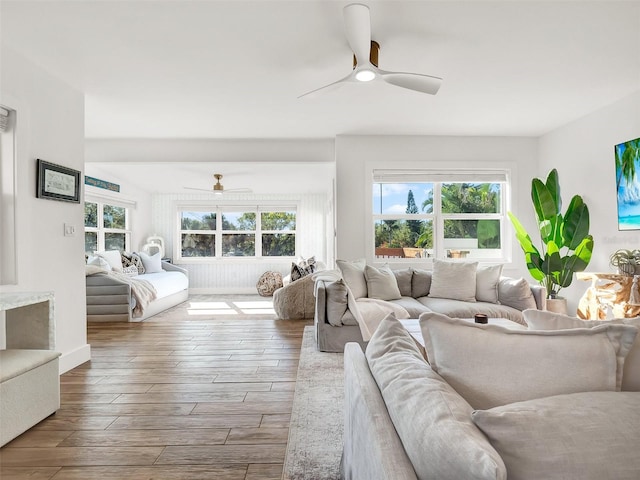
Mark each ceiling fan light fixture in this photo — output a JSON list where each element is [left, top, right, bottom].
[[355, 69, 376, 82]]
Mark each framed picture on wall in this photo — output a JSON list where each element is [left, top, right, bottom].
[[615, 137, 640, 230], [36, 159, 81, 203]]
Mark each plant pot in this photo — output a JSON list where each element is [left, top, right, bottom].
[[545, 297, 568, 315]]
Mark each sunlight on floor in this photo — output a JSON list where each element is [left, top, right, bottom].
[[187, 299, 275, 316]]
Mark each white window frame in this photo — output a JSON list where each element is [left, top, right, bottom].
[[0, 105, 17, 285], [84, 196, 132, 253], [175, 202, 298, 263], [370, 168, 511, 264]]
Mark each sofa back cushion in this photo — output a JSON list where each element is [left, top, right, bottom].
[[497, 277, 536, 310], [420, 312, 637, 409], [524, 309, 640, 391], [364, 265, 401, 301], [336, 258, 368, 299], [472, 391, 640, 480], [429, 259, 478, 302], [476, 264, 503, 304], [366, 314, 507, 480], [392, 268, 413, 297], [411, 268, 431, 298]]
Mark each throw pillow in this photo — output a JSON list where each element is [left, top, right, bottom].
[[290, 256, 317, 282], [364, 265, 401, 301], [429, 259, 478, 302], [524, 309, 640, 391], [419, 312, 637, 409], [472, 391, 640, 480], [366, 314, 507, 480], [87, 255, 111, 270], [122, 252, 145, 274], [138, 251, 163, 274], [325, 279, 349, 327], [336, 258, 368, 299], [392, 268, 413, 297], [476, 264, 503, 304], [497, 277, 536, 310], [411, 268, 432, 298], [95, 250, 123, 272], [122, 265, 139, 276]]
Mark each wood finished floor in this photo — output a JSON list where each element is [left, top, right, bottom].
[[0, 295, 310, 480]]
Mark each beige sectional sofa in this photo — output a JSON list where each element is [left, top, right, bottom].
[[315, 259, 545, 352], [343, 313, 640, 480]]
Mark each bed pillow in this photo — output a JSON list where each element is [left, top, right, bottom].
[[524, 309, 640, 391], [364, 265, 401, 301], [336, 258, 367, 299], [429, 259, 478, 302], [476, 264, 503, 304], [419, 312, 637, 409], [497, 277, 537, 311], [366, 314, 506, 480], [138, 251, 163, 273], [95, 250, 123, 272], [472, 391, 640, 480]]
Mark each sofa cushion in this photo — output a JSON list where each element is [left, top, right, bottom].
[[476, 264, 503, 304], [419, 312, 637, 409], [366, 314, 507, 480], [411, 268, 431, 298], [388, 296, 431, 318], [472, 391, 640, 480], [497, 277, 536, 311], [355, 299, 410, 341], [429, 259, 478, 302], [364, 265, 401, 301], [524, 309, 640, 391], [336, 258, 367, 299], [324, 279, 349, 326], [417, 297, 525, 325], [392, 268, 413, 297]]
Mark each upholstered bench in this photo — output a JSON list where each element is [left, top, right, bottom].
[[0, 349, 61, 446]]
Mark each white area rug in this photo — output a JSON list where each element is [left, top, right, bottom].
[[283, 326, 344, 480]]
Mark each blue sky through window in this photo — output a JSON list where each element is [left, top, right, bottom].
[[373, 183, 433, 215]]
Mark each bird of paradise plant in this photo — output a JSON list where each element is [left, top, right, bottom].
[[508, 169, 594, 299]]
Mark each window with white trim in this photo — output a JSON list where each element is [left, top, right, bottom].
[[177, 205, 296, 260], [372, 169, 509, 262], [84, 200, 131, 253]]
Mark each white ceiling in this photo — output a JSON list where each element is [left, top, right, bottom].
[[3, 0, 639, 140]]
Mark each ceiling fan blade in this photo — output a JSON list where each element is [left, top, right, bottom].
[[343, 3, 371, 66], [298, 71, 354, 99], [224, 188, 252, 193], [183, 186, 215, 192], [378, 70, 443, 95]]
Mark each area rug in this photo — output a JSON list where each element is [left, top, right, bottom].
[[282, 326, 344, 480]]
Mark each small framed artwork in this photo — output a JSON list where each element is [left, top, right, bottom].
[[36, 159, 81, 203]]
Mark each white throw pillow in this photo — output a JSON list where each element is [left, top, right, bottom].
[[336, 258, 368, 299], [429, 259, 478, 302], [524, 309, 640, 391], [472, 391, 640, 480], [95, 250, 123, 272], [497, 277, 537, 310], [366, 314, 507, 480], [138, 251, 163, 273], [87, 255, 111, 270], [364, 265, 401, 301], [419, 312, 638, 409], [476, 264, 503, 304]]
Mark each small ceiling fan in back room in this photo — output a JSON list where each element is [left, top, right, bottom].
[[183, 173, 252, 195], [299, 3, 442, 98]]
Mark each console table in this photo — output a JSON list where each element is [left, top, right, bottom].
[[0, 291, 60, 446], [576, 272, 640, 320]]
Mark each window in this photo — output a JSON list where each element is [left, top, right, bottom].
[[177, 206, 296, 261], [84, 200, 130, 253], [372, 169, 508, 262]]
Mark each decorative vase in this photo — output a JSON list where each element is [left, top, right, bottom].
[[545, 297, 568, 315]]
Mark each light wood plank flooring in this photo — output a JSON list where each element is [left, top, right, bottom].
[[0, 295, 310, 480]]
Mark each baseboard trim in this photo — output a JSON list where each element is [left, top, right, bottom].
[[59, 344, 91, 374]]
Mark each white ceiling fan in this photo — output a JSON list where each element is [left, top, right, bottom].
[[299, 3, 442, 98], [183, 173, 252, 195]]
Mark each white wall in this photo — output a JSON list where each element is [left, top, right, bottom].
[[1, 48, 89, 373], [334, 135, 539, 279], [151, 192, 328, 293], [539, 90, 640, 314]]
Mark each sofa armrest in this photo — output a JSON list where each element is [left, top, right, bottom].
[[161, 261, 188, 276]]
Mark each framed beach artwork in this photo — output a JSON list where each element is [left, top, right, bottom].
[[615, 137, 640, 230], [36, 159, 81, 203]]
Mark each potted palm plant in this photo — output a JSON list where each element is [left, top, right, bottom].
[[508, 169, 594, 313]]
